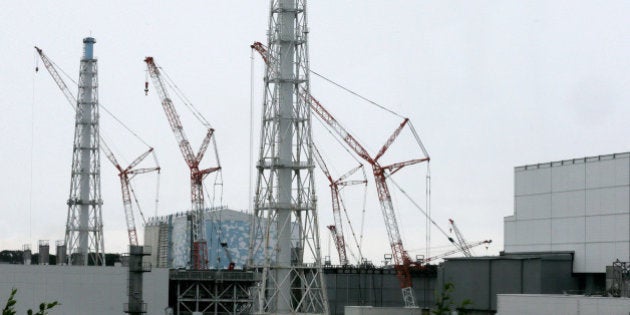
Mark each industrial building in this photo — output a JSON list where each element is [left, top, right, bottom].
[[438, 152, 630, 314], [145, 208, 256, 269], [2, 0, 625, 313]]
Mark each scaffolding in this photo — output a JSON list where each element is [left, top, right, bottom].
[[170, 270, 260, 315]]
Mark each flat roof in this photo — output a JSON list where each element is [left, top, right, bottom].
[[515, 151, 630, 171]]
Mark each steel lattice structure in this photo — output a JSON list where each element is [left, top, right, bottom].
[[248, 1, 329, 313], [64, 37, 105, 266]]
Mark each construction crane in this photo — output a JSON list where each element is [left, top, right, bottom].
[[449, 218, 473, 257], [35, 46, 160, 248], [144, 56, 221, 270], [420, 239, 492, 265], [252, 41, 430, 307], [313, 144, 366, 265], [220, 241, 235, 270]]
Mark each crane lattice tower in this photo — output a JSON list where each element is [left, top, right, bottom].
[[248, 1, 328, 313], [64, 37, 105, 266]]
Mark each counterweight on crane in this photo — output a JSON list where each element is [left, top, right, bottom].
[[252, 40, 430, 307], [35, 46, 160, 248], [144, 56, 220, 270]]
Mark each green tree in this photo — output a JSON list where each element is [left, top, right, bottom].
[[2, 289, 59, 315], [433, 282, 472, 315]]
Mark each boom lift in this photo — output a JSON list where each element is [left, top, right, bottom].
[[35, 46, 160, 247], [144, 56, 221, 270], [252, 41, 430, 307]]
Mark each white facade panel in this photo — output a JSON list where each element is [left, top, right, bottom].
[[515, 166, 551, 196], [503, 244, 552, 253], [551, 190, 585, 218], [586, 159, 617, 188], [586, 186, 630, 216], [515, 194, 551, 220], [551, 162, 586, 192], [516, 220, 550, 246], [585, 215, 615, 243], [505, 152, 630, 273], [615, 156, 630, 185], [551, 217, 585, 244], [585, 242, 616, 272], [504, 217, 517, 246]]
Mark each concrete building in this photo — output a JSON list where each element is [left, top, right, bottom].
[[145, 208, 257, 269], [0, 265, 168, 314], [436, 152, 630, 314], [504, 152, 630, 273]]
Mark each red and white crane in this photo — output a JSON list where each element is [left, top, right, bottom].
[[313, 145, 367, 265], [35, 46, 160, 247], [144, 56, 221, 270], [252, 41, 430, 307]]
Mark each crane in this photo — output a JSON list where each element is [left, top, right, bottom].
[[313, 144, 366, 265], [144, 56, 221, 270], [252, 41, 430, 307], [420, 239, 492, 265], [220, 241, 235, 270], [35, 46, 160, 248], [449, 218, 473, 257]]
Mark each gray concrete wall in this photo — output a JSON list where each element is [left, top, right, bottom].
[[345, 306, 427, 315], [324, 268, 436, 315], [438, 254, 578, 313], [0, 264, 168, 315], [497, 294, 630, 315]]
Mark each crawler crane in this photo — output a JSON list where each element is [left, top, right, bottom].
[[145, 57, 221, 270], [252, 41, 430, 307]]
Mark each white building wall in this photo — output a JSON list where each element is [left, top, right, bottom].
[[0, 265, 169, 315], [504, 152, 630, 273], [497, 294, 630, 315]]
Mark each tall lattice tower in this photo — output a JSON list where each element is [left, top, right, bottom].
[[64, 37, 105, 266], [248, 1, 328, 314]]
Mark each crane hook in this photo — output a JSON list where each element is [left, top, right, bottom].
[[144, 81, 149, 96]]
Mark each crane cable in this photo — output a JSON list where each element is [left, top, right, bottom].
[[387, 173, 452, 242], [310, 69, 404, 119], [157, 64, 212, 128]]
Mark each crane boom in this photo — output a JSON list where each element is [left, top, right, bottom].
[[313, 145, 349, 265], [252, 41, 430, 307], [449, 219, 473, 257], [144, 56, 220, 270], [421, 239, 492, 264], [308, 91, 428, 308], [35, 46, 159, 248]]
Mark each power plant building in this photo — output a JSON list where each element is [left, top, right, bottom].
[[145, 208, 267, 269], [503, 152, 630, 272]]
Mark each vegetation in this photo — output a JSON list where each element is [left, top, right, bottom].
[[433, 282, 472, 315], [2, 289, 58, 315]]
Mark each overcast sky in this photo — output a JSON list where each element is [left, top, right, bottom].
[[1, 1, 628, 265]]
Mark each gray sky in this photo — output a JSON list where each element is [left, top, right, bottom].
[[1, 1, 628, 265]]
